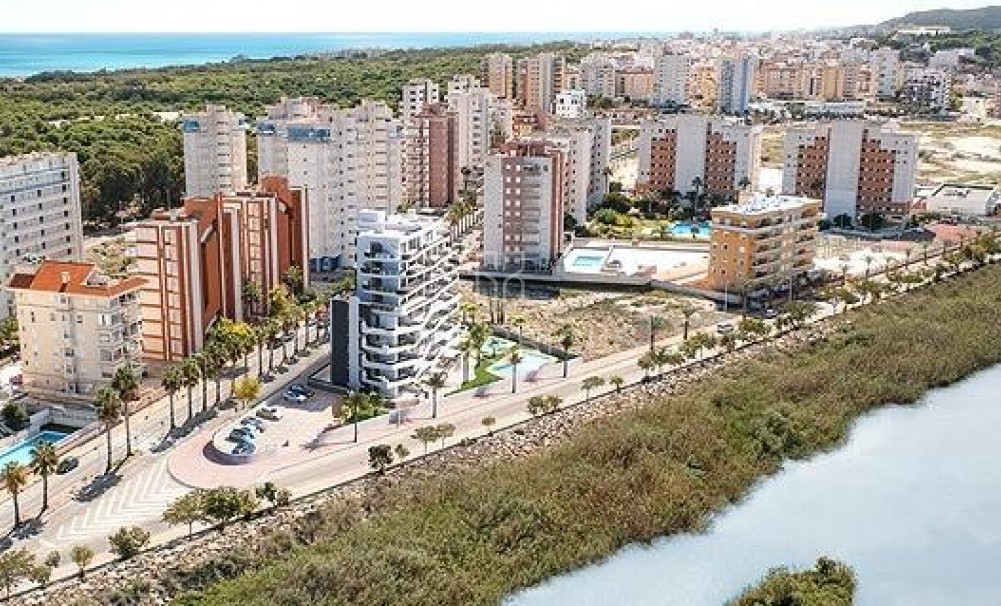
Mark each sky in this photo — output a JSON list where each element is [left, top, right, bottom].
[[0, 0, 994, 33]]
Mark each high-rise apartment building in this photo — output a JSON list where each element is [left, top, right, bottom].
[[0, 152, 85, 318], [616, 68, 655, 102], [484, 53, 514, 99], [580, 56, 618, 99], [708, 194, 821, 291], [8, 261, 145, 399], [718, 54, 758, 115], [401, 79, 440, 124], [403, 103, 460, 208], [329, 210, 460, 402], [637, 114, 762, 199], [182, 104, 248, 197], [136, 178, 308, 363], [256, 97, 323, 180], [872, 48, 903, 99], [653, 54, 692, 106], [553, 90, 588, 119], [257, 99, 404, 268], [782, 120, 918, 221], [445, 79, 496, 179], [483, 140, 568, 271], [549, 117, 612, 222], [517, 53, 566, 118], [901, 68, 951, 113]]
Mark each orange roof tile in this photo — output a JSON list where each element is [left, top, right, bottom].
[[6, 261, 145, 297]]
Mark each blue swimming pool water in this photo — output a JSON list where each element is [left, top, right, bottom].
[[669, 222, 712, 238], [572, 254, 606, 268], [0, 430, 69, 468], [488, 351, 559, 377]]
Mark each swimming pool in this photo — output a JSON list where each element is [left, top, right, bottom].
[[487, 350, 559, 378], [572, 254, 606, 268], [481, 336, 517, 358], [0, 430, 69, 468], [669, 222, 712, 239]]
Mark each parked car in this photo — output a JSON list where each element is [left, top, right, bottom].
[[716, 322, 736, 335], [288, 383, 315, 398], [240, 417, 265, 432], [283, 390, 309, 404], [56, 456, 79, 475], [226, 427, 256, 443], [763, 308, 778, 319], [232, 441, 256, 456], [257, 405, 283, 421]]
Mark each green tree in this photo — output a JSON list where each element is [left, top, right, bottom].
[[70, 545, 94, 579], [368, 445, 394, 474], [582, 376, 606, 402], [27, 563, 52, 589], [506, 346, 523, 393], [255, 482, 291, 508], [481, 416, 496, 435], [0, 548, 34, 598], [180, 355, 202, 420], [111, 365, 140, 458], [609, 375, 625, 393], [528, 395, 547, 417], [0, 402, 28, 431], [648, 316, 667, 351], [393, 444, 410, 461], [108, 526, 151, 560], [1, 462, 29, 528], [29, 441, 59, 513], [161, 365, 183, 432], [423, 372, 446, 419], [553, 324, 575, 378], [200, 487, 258, 529], [340, 391, 369, 444], [94, 386, 122, 474], [163, 490, 206, 538], [436, 423, 456, 448], [232, 376, 261, 410], [679, 304, 697, 341], [411, 426, 440, 454]]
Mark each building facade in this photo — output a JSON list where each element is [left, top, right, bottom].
[[718, 54, 757, 115], [637, 114, 762, 199], [0, 152, 85, 318], [257, 99, 404, 268], [483, 140, 568, 271], [708, 195, 821, 292], [901, 68, 951, 113], [329, 211, 460, 402], [136, 179, 308, 363], [782, 120, 918, 221], [653, 54, 692, 106], [517, 53, 566, 118], [553, 90, 588, 119], [182, 104, 248, 197], [403, 103, 460, 208], [401, 79, 440, 124], [872, 48, 903, 99], [485, 53, 514, 99], [8, 261, 145, 399]]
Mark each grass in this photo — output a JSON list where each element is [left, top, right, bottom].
[[728, 558, 855, 606], [167, 266, 1001, 606], [451, 355, 503, 393]]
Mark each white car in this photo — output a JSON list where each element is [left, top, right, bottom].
[[256, 405, 283, 421], [716, 322, 736, 335]]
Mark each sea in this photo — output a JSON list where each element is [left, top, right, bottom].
[[0, 32, 641, 78]]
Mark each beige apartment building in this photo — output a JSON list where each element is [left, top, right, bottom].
[[708, 195, 821, 292], [484, 53, 514, 99], [517, 53, 566, 119], [483, 140, 568, 271], [617, 68, 654, 102], [8, 260, 145, 399], [182, 104, 248, 197], [403, 103, 460, 208]]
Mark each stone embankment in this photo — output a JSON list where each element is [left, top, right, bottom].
[[16, 324, 831, 605]]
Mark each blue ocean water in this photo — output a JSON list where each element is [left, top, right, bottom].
[[0, 32, 621, 78]]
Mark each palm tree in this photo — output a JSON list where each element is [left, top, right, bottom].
[[679, 305, 696, 341], [609, 375, 625, 393], [341, 392, 368, 443], [648, 316, 666, 351], [863, 254, 875, 279], [111, 365, 139, 458], [638, 353, 654, 379], [180, 356, 201, 420], [423, 372, 446, 419], [553, 324, 575, 378], [161, 366, 183, 432], [458, 338, 476, 384], [95, 387, 122, 474], [512, 316, 526, 344], [581, 376, 605, 402], [1, 462, 29, 528], [29, 442, 59, 513], [507, 347, 523, 394], [468, 322, 489, 365]]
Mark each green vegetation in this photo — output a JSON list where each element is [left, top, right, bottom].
[[108, 526, 152, 560], [0, 43, 579, 230], [729, 557, 855, 606], [167, 265, 1001, 606]]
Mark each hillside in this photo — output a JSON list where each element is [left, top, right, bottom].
[[881, 5, 1001, 31]]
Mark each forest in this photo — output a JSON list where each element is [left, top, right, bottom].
[[0, 42, 579, 230]]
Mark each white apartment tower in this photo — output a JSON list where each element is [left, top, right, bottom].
[[549, 116, 612, 221], [445, 79, 496, 177], [782, 120, 918, 221], [873, 48, 903, 99], [330, 211, 460, 402], [0, 152, 85, 318], [718, 54, 758, 115], [257, 99, 404, 268], [653, 54, 692, 106], [401, 79, 441, 124], [182, 104, 248, 197]]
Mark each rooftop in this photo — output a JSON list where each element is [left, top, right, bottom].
[[713, 194, 820, 216], [7, 260, 145, 297], [921, 183, 1001, 216]]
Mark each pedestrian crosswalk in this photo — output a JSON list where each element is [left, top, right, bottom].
[[53, 457, 188, 545]]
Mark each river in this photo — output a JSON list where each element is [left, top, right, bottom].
[[509, 364, 1001, 605]]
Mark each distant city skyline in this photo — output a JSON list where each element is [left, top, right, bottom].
[[0, 0, 994, 34]]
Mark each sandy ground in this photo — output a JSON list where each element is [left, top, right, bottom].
[[901, 121, 1001, 184]]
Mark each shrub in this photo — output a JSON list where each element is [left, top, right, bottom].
[[108, 526, 151, 559]]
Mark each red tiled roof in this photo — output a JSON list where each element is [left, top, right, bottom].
[[6, 261, 145, 297]]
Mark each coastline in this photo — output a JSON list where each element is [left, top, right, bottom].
[[21, 263, 1001, 605]]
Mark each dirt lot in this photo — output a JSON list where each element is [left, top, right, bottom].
[[900, 121, 1001, 184], [457, 281, 733, 360]]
